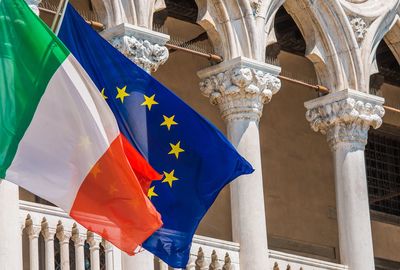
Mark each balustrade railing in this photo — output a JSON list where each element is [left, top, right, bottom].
[[19, 200, 348, 270]]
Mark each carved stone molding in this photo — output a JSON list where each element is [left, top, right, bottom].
[[305, 89, 385, 151], [198, 57, 281, 122], [101, 23, 170, 73], [349, 16, 368, 42]]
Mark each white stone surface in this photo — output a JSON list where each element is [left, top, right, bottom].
[[101, 23, 170, 73], [305, 90, 385, 270], [122, 251, 154, 270], [18, 200, 352, 269], [91, 0, 166, 29], [0, 181, 22, 270], [198, 57, 281, 270]]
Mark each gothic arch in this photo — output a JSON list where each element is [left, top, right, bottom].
[[195, 0, 400, 93], [91, 0, 166, 28], [384, 15, 400, 65], [283, 0, 400, 93]]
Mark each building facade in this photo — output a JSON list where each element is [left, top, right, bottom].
[[1, 0, 400, 269]]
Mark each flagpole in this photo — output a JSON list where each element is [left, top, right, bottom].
[[50, 0, 69, 34]]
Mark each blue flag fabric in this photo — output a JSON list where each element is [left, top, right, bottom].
[[59, 5, 254, 268]]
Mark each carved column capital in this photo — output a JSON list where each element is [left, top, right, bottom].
[[101, 23, 169, 73], [25, 0, 41, 15], [305, 89, 385, 151], [198, 57, 281, 122]]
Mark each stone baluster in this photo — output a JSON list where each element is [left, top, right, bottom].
[[102, 240, 113, 270], [56, 223, 71, 270], [88, 232, 101, 270], [195, 247, 207, 270], [305, 89, 385, 270], [198, 56, 281, 270], [41, 221, 56, 270], [186, 256, 196, 270], [209, 250, 220, 270], [158, 257, 169, 270], [26, 220, 41, 270], [72, 224, 86, 270], [222, 253, 231, 270]]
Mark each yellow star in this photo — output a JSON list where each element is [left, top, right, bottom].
[[141, 94, 158, 110], [91, 164, 101, 178], [168, 141, 185, 159], [100, 88, 108, 100], [162, 170, 179, 188], [116, 86, 130, 103], [147, 186, 158, 200], [79, 135, 92, 150], [160, 115, 178, 131], [109, 184, 119, 196]]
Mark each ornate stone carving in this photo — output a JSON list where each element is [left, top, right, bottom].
[[110, 35, 169, 72], [198, 57, 281, 122], [349, 16, 368, 42], [305, 90, 385, 151], [250, 0, 263, 16], [101, 23, 170, 73]]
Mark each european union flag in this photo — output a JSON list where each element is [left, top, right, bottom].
[[59, 5, 253, 268]]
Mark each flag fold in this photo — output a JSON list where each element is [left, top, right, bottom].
[[59, 5, 254, 267], [0, 0, 162, 254]]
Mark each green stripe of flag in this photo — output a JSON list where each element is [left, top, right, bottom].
[[0, 0, 70, 177]]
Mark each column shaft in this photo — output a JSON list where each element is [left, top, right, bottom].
[[90, 245, 100, 270], [227, 119, 269, 270], [74, 242, 85, 270], [59, 239, 70, 270], [0, 181, 22, 270], [44, 237, 55, 270], [122, 251, 154, 270], [198, 57, 281, 270], [305, 89, 385, 270], [334, 145, 374, 270], [29, 234, 40, 270]]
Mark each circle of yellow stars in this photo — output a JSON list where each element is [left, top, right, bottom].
[[100, 85, 185, 200]]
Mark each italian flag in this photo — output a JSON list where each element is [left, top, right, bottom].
[[0, 0, 162, 253]]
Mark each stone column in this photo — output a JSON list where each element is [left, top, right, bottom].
[[87, 233, 101, 270], [0, 181, 22, 270], [26, 225, 41, 270], [198, 56, 281, 270], [305, 89, 385, 270], [42, 226, 56, 270], [101, 24, 169, 73], [0, 2, 41, 269], [56, 229, 71, 270], [101, 22, 169, 270], [72, 233, 86, 270]]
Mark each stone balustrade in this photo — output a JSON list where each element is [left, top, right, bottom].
[[269, 250, 348, 270], [19, 200, 348, 270]]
